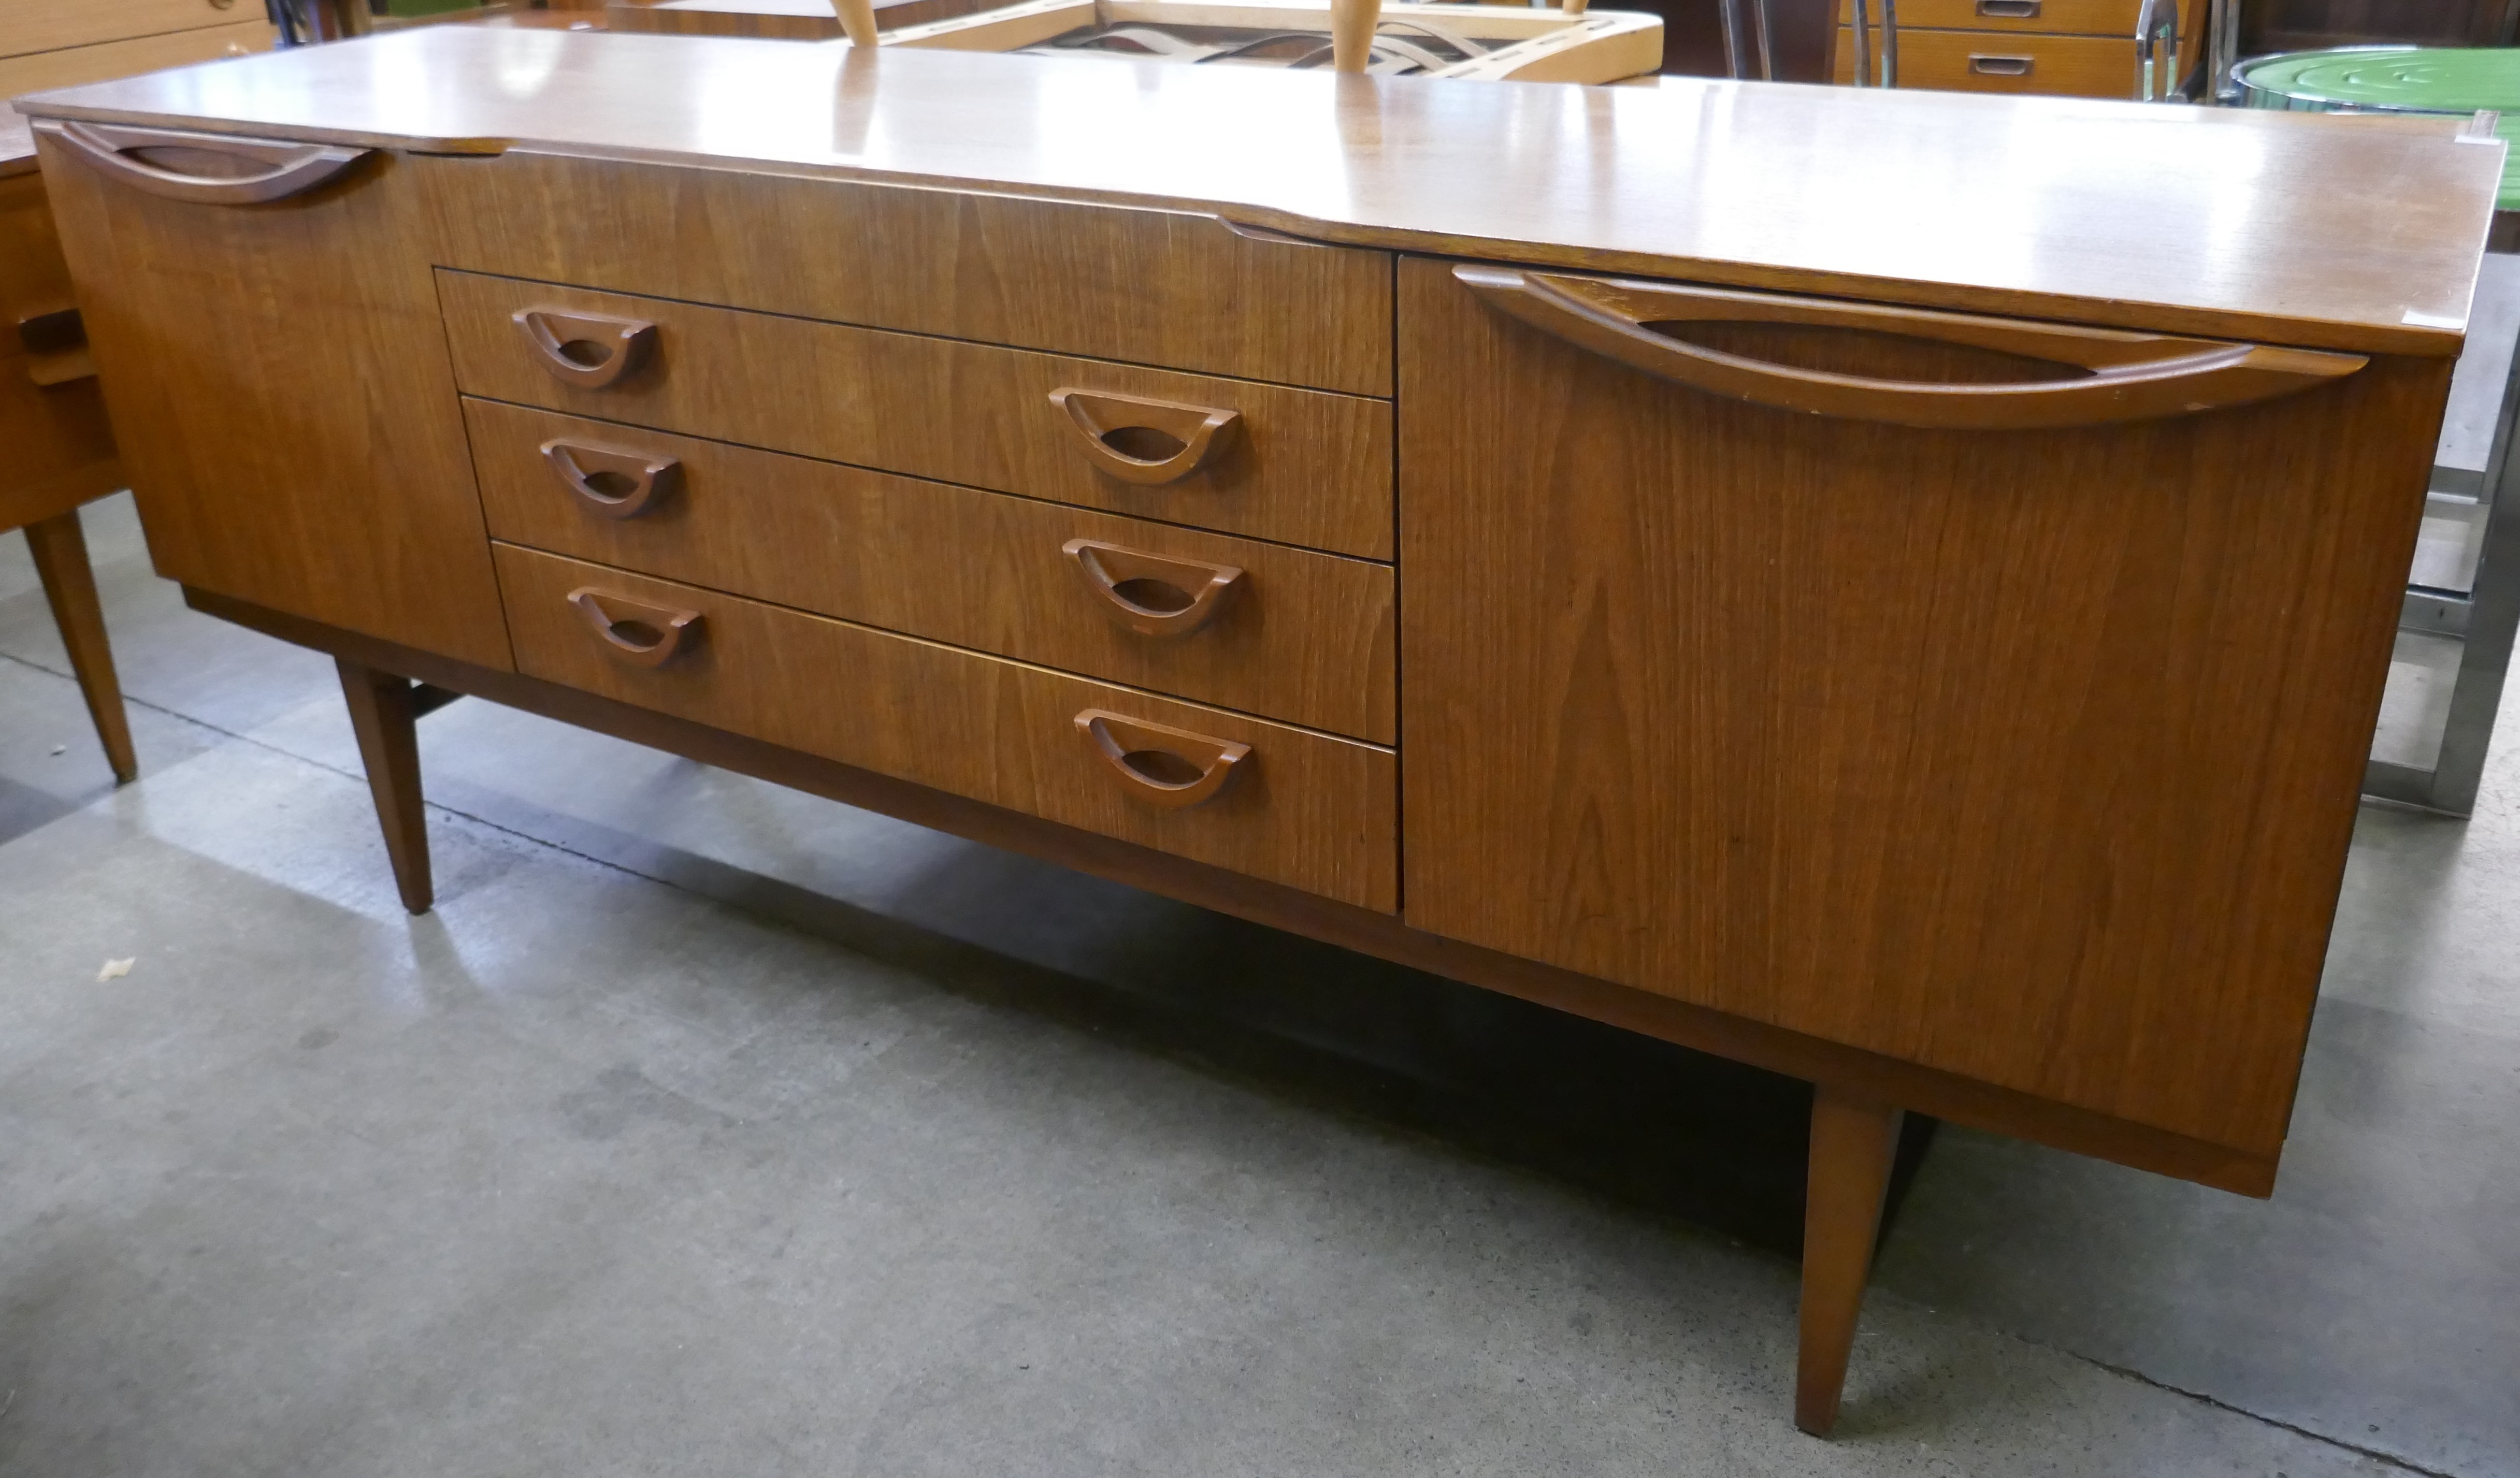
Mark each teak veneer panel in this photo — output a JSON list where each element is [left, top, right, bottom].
[[0, 18, 272, 100], [0, 357, 118, 531], [467, 400, 1398, 740], [1395, 256, 2445, 1156], [35, 146, 512, 669], [496, 544, 1398, 910], [421, 150, 1391, 397], [14, 33, 2495, 357], [439, 271, 1395, 559]]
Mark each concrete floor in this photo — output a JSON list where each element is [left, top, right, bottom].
[[1, 496, 2513, 1476]]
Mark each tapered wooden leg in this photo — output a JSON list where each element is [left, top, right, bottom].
[[336, 656, 433, 915], [24, 509, 138, 785], [1795, 1085, 1904, 1437]]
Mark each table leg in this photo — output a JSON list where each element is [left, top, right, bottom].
[[24, 509, 137, 785], [337, 657, 434, 916], [1794, 1084, 1905, 1436]]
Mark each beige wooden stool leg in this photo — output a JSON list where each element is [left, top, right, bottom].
[[1331, 0, 1381, 71], [1794, 1085, 1904, 1436], [834, 0, 879, 46], [24, 509, 137, 785], [337, 657, 434, 916]]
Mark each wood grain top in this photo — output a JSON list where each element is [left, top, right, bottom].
[[11, 26, 2501, 353]]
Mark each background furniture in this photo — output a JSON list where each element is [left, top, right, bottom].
[[1828, 0, 2204, 96], [0, 0, 273, 98], [0, 107, 132, 785], [21, 31, 2494, 1434]]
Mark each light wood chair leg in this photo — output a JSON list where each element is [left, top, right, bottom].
[[1795, 1084, 1905, 1437], [336, 656, 434, 916], [24, 509, 138, 785]]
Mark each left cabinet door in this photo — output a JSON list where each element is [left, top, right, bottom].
[[35, 124, 512, 670]]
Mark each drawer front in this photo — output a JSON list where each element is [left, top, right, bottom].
[[1831, 0, 2142, 33], [421, 151, 1392, 396], [0, 18, 272, 97], [467, 401, 1397, 741], [0, 0, 248, 61], [496, 544, 1398, 911], [1832, 27, 2139, 96], [0, 357, 118, 528], [441, 271, 1393, 559]]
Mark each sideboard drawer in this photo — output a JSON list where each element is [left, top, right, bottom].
[[496, 544, 1398, 910], [421, 150, 1393, 397], [441, 271, 1393, 560], [0, 0, 247, 60], [1832, 27, 2139, 96], [467, 400, 1396, 741], [1828, 0, 2142, 32]]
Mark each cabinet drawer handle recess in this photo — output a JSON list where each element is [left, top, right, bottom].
[[514, 309, 658, 389], [37, 119, 370, 205], [1452, 264, 2365, 429], [1977, 0, 2037, 16], [1049, 387, 1242, 485], [1061, 539, 1246, 637], [1075, 709, 1250, 809], [541, 440, 682, 519], [566, 587, 703, 668], [1969, 53, 2034, 75]]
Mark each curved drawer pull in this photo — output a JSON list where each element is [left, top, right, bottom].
[[514, 308, 658, 389], [1049, 387, 1242, 485], [1075, 708, 1250, 809], [1452, 264, 2366, 429], [1061, 538, 1246, 637], [38, 119, 370, 205], [566, 587, 703, 668], [541, 439, 682, 519]]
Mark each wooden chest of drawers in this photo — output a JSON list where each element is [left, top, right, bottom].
[[18, 30, 2497, 1440], [1829, 0, 2200, 97]]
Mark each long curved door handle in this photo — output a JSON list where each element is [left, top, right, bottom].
[[541, 440, 682, 519], [1061, 539, 1246, 637], [1049, 388, 1242, 485], [515, 308, 658, 389], [566, 587, 703, 668], [1452, 264, 2366, 429], [1075, 708, 1250, 808], [38, 119, 370, 205]]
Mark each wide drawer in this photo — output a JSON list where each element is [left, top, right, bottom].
[[1830, 0, 2145, 33], [420, 150, 1392, 397], [0, 0, 246, 61], [0, 18, 272, 97], [1832, 26, 2141, 96], [467, 400, 1397, 741], [441, 271, 1394, 560], [496, 544, 1398, 910]]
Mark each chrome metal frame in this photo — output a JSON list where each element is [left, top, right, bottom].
[[2134, 0, 2180, 100], [2367, 297, 2520, 817], [1843, 0, 1895, 86]]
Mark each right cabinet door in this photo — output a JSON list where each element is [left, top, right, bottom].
[[1396, 254, 2447, 1155]]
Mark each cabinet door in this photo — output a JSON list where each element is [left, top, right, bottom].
[[35, 125, 510, 670], [1396, 255, 2446, 1155]]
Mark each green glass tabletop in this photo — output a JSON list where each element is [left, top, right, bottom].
[[2240, 47, 2520, 211]]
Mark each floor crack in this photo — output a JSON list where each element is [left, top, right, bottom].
[[2076, 1354, 2459, 1477]]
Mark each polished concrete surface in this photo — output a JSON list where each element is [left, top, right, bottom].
[[2, 496, 2513, 1476]]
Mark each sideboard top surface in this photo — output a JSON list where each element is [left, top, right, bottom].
[[11, 27, 2500, 354], [0, 104, 34, 178]]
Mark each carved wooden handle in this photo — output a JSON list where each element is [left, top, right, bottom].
[[1061, 539, 1246, 638], [1075, 709, 1250, 809], [1452, 264, 2366, 429], [542, 440, 682, 519], [566, 587, 702, 668], [1049, 387, 1242, 485], [38, 119, 369, 205], [514, 308, 658, 389]]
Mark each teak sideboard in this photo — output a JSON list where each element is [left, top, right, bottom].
[[15, 29, 2498, 1433]]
